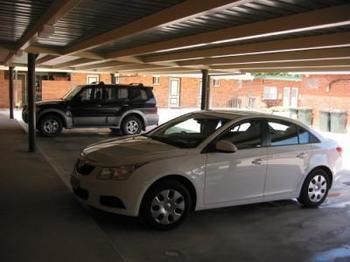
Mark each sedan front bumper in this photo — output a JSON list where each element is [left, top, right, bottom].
[[70, 168, 144, 217]]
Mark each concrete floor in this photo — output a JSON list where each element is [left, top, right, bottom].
[[6, 109, 350, 261], [0, 112, 123, 262]]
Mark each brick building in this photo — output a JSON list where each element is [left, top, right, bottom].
[[0, 70, 349, 129]]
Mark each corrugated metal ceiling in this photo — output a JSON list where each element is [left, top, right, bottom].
[[0, 0, 349, 72], [0, 0, 55, 44], [37, 0, 185, 46], [90, 0, 350, 55]]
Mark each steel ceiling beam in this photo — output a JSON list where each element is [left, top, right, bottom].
[[177, 47, 350, 66], [3, 0, 81, 65], [142, 31, 350, 63], [54, 58, 101, 68], [61, 0, 252, 55], [240, 66, 350, 73], [36, 55, 60, 65], [105, 4, 350, 59], [210, 59, 350, 70], [25, 45, 105, 60], [73, 61, 132, 70]]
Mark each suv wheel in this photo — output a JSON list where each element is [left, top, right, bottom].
[[298, 169, 330, 208], [39, 114, 63, 137], [140, 179, 192, 230], [121, 115, 142, 135]]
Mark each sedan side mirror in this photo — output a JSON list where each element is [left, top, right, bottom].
[[215, 140, 237, 153]]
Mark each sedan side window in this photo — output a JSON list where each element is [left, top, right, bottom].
[[268, 120, 298, 146], [298, 127, 320, 144], [221, 120, 263, 149]]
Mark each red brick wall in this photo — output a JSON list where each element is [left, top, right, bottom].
[[42, 72, 112, 100], [209, 78, 302, 109], [100, 73, 111, 84], [298, 75, 350, 127], [180, 78, 201, 108], [42, 80, 73, 100], [0, 70, 9, 108], [0, 70, 24, 107], [119, 74, 170, 108]]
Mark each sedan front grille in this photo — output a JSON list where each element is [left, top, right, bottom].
[[76, 159, 95, 175]]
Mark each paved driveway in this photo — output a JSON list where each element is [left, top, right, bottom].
[[33, 131, 350, 262], [13, 109, 350, 261]]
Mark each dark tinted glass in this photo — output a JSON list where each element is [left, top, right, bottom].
[[117, 88, 128, 100], [221, 120, 262, 149], [298, 127, 319, 144], [76, 86, 93, 101], [93, 86, 103, 101], [268, 121, 298, 146]]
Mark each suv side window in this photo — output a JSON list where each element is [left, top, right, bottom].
[[76, 86, 93, 102], [220, 119, 263, 149], [118, 88, 128, 100], [268, 120, 298, 146], [93, 86, 103, 101]]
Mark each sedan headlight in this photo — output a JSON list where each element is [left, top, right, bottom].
[[96, 165, 136, 180]]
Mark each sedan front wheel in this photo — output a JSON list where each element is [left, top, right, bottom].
[[140, 179, 192, 230]]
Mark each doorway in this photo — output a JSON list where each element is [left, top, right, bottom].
[[169, 78, 180, 108]]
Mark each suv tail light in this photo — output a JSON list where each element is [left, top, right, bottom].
[[336, 146, 343, 155]]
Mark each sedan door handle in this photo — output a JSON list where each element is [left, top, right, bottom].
[[252, 158, 263, 165], [296, 152, 306, 159]]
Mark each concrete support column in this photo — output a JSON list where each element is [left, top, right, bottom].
[[200, 69, 210, 110], [27, 53, 37, 152], [8, 66, 14, 119]]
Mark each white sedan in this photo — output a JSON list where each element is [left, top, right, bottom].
[[70, 111, 343, 230]]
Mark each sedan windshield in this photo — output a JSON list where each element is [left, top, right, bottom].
[[62, 85, 83, 100], [146, 114, 230, 148]]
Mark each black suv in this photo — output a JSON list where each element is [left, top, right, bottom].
[[22, 83, 159, 136]]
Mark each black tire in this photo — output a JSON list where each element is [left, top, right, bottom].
[[109, 128, 121, 135], [298, 168, 330, 208], [38, 114, 63, 137], [121, 115, 143, 135], [140, 179, 192, 230]]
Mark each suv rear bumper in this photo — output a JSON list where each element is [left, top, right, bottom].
[[145, 113, 159, 126]]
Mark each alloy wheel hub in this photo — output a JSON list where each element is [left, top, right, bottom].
[[308, 175, 327, 203], [151, 189, 185, 225]]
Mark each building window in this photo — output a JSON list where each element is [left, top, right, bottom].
[[115, 74, 120, 84], [87, 74, 99, 84], [248, 97, 256, 108], [152, 76, 160, 85], [212, 79, 220, 87], [263, 86, 277, 100]]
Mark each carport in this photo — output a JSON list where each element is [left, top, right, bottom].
[[1, 1, 350, 261], [1, 0, 350, 151]]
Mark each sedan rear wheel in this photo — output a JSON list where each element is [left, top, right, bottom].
[[140, 179, 191, 230], [298, 169, 330, 208]]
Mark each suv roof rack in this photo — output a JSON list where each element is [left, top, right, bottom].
[[129, 83, 144, 87]]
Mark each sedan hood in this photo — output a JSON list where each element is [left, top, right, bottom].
[[82, 136, 188, 167]]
